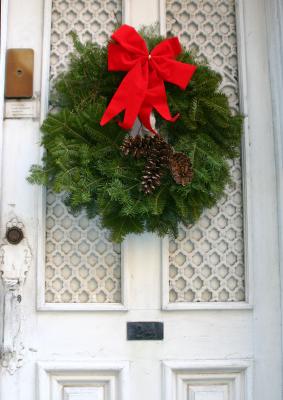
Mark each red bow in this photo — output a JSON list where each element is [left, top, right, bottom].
[[100, 25, 197, 133]]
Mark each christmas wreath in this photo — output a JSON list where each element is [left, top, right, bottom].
[[28, 25, 243, 243]]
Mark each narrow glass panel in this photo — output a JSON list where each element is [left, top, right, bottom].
[[166, 0, 245, 302], [45, 0, 122, 304]]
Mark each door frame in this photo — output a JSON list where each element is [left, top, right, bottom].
[[264, 0, 283, 383], [0, 0, 282, 398], [0, 0, 9, 201]]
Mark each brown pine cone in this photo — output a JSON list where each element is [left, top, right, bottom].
[[169, 152, 193, 186], [122, 134, 190, 194], [140, 135, 173, 194], [121, 135, 143, 158], [121, 135, 156, 158], [141, 157, 163, 194]]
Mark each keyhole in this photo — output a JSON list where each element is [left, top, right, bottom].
[[16, 68, 23, 77]]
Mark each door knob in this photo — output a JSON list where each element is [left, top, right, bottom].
[[6, 226, 24, 245], [0, 217, 32, 374]]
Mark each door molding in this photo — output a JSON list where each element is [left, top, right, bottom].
[[36, 0, 129, 312], [238, 0, 282, 398], [0, 0, 9, 195], [37, 360, 130, 400], [123, 0, 166, 34], [161, 0, 253, 311], [264, 0, 283, 388], [163, 359, 253, 400]]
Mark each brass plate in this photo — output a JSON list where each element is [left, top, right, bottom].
[[5, 49, 34, 98]]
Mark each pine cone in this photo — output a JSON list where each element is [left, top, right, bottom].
[[141, 136, 173, 194], [141, 158, 163, 194], [169, 152, 193, 186], [122, 134, 178, 194], [151, 136, 173, 166], [121, 135, 153, 158]]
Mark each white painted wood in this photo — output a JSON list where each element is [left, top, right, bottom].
[[161, 0, 254, 312], [0, 2, 9, 345], [0, 10, 9, 361], [0, 217, 32, 373], [264, 0, 283, 386], [37, 361, 129, 400], [0, 0, 282, 399], [163, 360, 252, 400], [63, 387, 104, 400], [36, 0, 129, 311], [123, 0, 165, 32], [238, 0, 282, 398], [0, 0, 9, 188], [235, 0, 254, 311], [188, 386, 228, 400]]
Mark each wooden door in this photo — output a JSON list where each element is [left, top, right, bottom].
[[0, 0, 282, 399]]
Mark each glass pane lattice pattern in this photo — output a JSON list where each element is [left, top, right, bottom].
[[166, 0, 245, 302], [45, 0, 122, 303]]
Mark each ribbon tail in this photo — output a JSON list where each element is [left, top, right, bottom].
[[139, 104, 157, 134], [100, 97, 127, 127], [153, 80, 179, 123], [144, 72, 179, 126], [139, 86, 179, 134], [100, 62, 148, 130]]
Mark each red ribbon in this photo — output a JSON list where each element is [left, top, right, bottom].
[[100, 25, 197, 133]]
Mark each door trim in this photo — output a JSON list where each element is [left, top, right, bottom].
[[37, 360, 130, 400], [0, 0, 9, 215], [264, 0, 283, 385], [161, 0, 253, 311], [36, 0, 129, 312], [162, 359, 253, 400], [123, 0, 166, 34], [37, 238, 129, 311]]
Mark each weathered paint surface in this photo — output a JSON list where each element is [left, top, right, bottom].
[[0, 0, 281, 399]]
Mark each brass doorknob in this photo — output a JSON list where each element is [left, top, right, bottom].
[[6, 227, 24, 245]]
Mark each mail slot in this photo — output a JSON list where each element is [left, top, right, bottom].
[[127, 322, 164, 341]]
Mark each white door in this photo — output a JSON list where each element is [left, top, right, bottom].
[[0, 0, 282, 399]]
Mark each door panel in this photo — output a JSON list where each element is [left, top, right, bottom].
[[163, 360, 252, 400], [38, 361, 129, 400], [165, 0, 246, 306], [44, 194, 124, 306], [42, 0, 247, 312], [43, 0, 124, 309]]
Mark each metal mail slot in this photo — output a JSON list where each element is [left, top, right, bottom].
[[127, 322, 164, 341]]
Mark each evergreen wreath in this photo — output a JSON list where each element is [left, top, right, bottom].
[[28, 27, 243, 243]]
